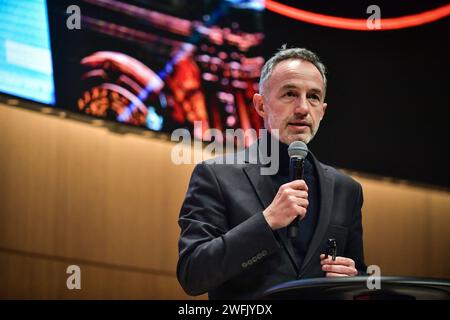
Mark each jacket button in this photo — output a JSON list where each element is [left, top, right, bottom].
[[252, 257, 258, 263], [241, 262, 247, 268], [262, 250, 268, 256], [247, 259, 253, 265], [256, 253, 263, 259]]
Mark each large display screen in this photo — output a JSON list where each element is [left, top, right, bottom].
[[0, 0, 55, 105]]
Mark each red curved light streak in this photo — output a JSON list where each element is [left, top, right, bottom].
[[265, 1, 450, 31]]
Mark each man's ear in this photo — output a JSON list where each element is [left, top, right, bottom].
[[253, 93, 265, 117], [321, 102, 327, 119]]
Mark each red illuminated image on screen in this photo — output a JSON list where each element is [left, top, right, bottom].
[[55, 0, 265, 146]]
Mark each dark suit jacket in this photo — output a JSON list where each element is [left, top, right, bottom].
[[177, 142, 366, 299]]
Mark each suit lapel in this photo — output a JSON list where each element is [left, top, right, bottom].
[[242, 141, 300, 275], [242, 165, 275, 210], [299, 154, 335, 276]]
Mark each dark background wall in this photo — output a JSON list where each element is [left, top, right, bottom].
[[263, 0, 450, 187]]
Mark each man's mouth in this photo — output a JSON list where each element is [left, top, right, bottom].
[[287, 121, 310, 129]]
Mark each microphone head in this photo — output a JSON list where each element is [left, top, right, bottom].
[[288, 141, 308, 159]]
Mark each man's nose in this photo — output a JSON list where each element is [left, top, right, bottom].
[[293, 95, 309, 115]]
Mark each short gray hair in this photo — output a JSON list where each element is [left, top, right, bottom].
[[259, 45, 327, 99]]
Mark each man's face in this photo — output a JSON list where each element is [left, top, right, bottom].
[[254, 59, 327, 145]]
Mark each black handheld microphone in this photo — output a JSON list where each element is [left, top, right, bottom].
[[287, 141, 309, 239]]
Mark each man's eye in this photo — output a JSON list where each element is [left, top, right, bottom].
[[308, 94, 320, 101], [284, 91, 297, 97]]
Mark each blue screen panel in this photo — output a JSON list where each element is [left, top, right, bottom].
[[0, 0, 55, 105]]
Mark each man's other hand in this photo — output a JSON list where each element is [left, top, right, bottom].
[[320, 254, 358, 277]]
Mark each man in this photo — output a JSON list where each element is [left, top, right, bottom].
[[177, 46, 366, 299]]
